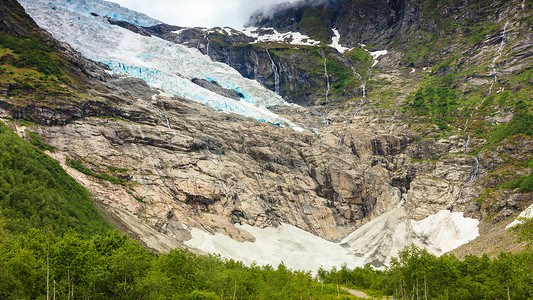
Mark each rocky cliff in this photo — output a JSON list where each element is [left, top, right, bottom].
[[0, 0, 532, 269]]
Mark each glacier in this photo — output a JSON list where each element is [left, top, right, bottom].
[[35, 0, 161, 27], [20, 0, 303, 130]]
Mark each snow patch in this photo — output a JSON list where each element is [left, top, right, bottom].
[[223, 27, 236, 36], [412, 210, 479, 254], [186, 208, 480, 273], [241, 27, 321, 46], [506, 203, 533, 229], [172, 28, 187, 36], [341, 207, 423, 268], [328, 28, 352, 53], [369, 50, 388, 67]]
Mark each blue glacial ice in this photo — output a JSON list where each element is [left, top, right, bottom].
[[20, 0, 303, 130]]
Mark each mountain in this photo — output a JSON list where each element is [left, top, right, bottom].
[[1, 0, 531, 272]]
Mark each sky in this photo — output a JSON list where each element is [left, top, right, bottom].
[[110, 0, 297, 28]]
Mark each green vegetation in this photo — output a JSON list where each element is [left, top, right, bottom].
[[510, 217, 533, 245], [397, 0, 532, 140], [410, 74, 459, 130], [318, 47, 371, 101], [107, 165, 128, 173], [66, 158, 129, 186], [498, 172, 533, 193], [296, 8, 331, 42], [0, 33, 80, 100], [319, 245, 533, 300], [25, 130, 55, 152], [0, 229, 352, 299], [0, 121, 110, 237], [346, 47, 372, 78], [260, 42, 371, 105], [491, 113, 533, 143], [0, 33, 62, 77]]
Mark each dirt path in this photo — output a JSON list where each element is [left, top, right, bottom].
[[341, 287, 375, 299]]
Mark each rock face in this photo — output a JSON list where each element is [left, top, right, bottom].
[[1, 0, 532, 268], [27, 94, 403, 242], [0, 0, 40, 36], [9, 89, 492, 249], [140, 24, 362, 106]]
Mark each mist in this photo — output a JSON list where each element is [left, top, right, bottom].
[[110, 0, 301, 28]]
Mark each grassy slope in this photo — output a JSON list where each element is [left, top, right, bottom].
[[0, 120, 111, 237]]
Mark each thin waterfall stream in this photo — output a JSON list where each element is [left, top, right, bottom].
[[265, 48, 280, 95], [463, 19, 510, 152], [320, 50, 331, 104], [455, 17, 513, 206]]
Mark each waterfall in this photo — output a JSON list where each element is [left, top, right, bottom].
[[197, 33, 211, 57], [451, 156, 480, 210], [337, 51, 373, 144], [351, 54, 377, 117], [265, 48, 280, 94], [251, 51, 259, 81], [463, 19, 511, 148], [487, 21, 509, 97], [337, 48, 380, 143], [351, 50, 384, 117], [350, 64, 366, 117], [462, 111, 474, 153], [228, 34, 236, 45], [225, 48, 231, 66], [320, 50, 331, 103], [462, 108, 476, 153], [490, 21, 510, 125], [205, 34, 211, 57], [464, 134, 471, 154]]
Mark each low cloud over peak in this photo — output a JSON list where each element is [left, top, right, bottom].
[[110, 0, 301, 28]]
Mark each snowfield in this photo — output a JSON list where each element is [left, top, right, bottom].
[[186, 209, 479, 273], [20, 0, 303, 130]]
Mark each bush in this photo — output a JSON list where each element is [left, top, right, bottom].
[[501, 173, 533, 192], [66, 158, 128, 186], [183, 290, 219, 300], [491, 112, 533, 143]]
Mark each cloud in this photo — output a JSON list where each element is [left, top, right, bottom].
[[110, 0, 298, 28]]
